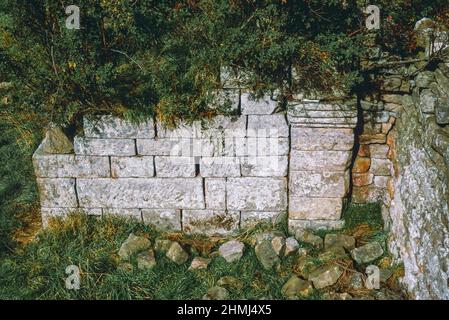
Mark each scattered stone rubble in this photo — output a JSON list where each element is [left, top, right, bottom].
[[116, 226, 402, 300]]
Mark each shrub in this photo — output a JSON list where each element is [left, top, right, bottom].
[[2, 1, 446, 128]]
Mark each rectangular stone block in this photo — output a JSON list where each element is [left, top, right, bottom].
[[34, 155, 110, 178], [290, 150, 352, 171], [155, 156, 196, 177], [288, 102, 355, 113], [359, 134, 387, 145], [374, 176, 390, 188], [137, 138, 187, 156], [111, 156, 154, 178], [289, 171, 349, 198], [291, 127, 354, 151], [142, 209, 182, 231], [137, 138, 215, 157], [206, 136, 231, 157], [74, 137, 136, 156], [241, 93, 277, 115], [77, 178, 205, 209], [191, 139, 216, 157], [157, 121, 201, 139], [289, 197, 343, 220], [370, 144, 390, 159], [33, 154, 73, 178], [200, 157, 241, 177], [241, 156, 288, 177], [247, 114, 289, 138], [288, 117, 357, 126], [288, 219, 344, 233], [289, 110, 357, 118], [205, 178, 226, 210], [102, 208, 142, 220], [227, 177, 287, 211], [182, 210, 240, 236], [353, 172, 374, 187], [232, 137, 289, 156], [84, 115, 155, 139], [240, 211, 285, 229], [371, 158, 392, 176], [202, 115, 247, 138], [36, 178, 78, 208], [290, 123, 357, 129]]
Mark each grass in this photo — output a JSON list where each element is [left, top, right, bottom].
[[0, 214, 322, 300], [0, 202, 401, 300]]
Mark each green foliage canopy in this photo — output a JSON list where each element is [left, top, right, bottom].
[[1, 0, 446, 127]]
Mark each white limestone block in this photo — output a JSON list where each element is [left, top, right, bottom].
[[241, 156, 288, 177], [290, 150, 352, 171], [36, 178, 78, 208], [227, 177, 287, 211], [84, 115, 155, 139], [33, 154, 110, 178], [200, 157, 241, 177], [289, 197, 343, 220], [205, 178, 226, 210], [247, 114, 289, 138], [76, 178, 205, 209], [289, 171, 349, 198], [137, 138, 187, 156], [74, 137, 136, 156], [241, 93, 277, 115], [111, 156, 154, 178], [155, 156, 196, 177], [291, 127, 354, 151]]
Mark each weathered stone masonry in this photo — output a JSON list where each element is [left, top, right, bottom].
[[33, 94, 357, 236], [352, 60, 449, 300], [33, 60, 449, 300]]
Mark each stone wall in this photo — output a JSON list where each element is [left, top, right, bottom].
[[34, 94, 358, 236], [287, 101, 357, 232], [32, 58, 449, 299], [354, 61, 449, 299]]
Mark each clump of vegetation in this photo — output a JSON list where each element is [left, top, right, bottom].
[[1, 1, 447, 128], [0, 214, 308, 300], [0, 116, 40, 257]]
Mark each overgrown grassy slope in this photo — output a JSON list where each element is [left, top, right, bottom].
[[0, 203, 402, 300], [0, 118, 40, 257]]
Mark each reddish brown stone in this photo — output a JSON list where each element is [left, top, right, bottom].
[[357, 145, 371, 157], [382, 117, 396, 134], [352, 156, 371, 173], [359, 134, 387, 145], [352, 172, 374, 187], [386, 130, 397, 161], [352, 185, 380, 204]]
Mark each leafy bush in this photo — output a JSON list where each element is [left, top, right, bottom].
[[2, 0, 446, 128]]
